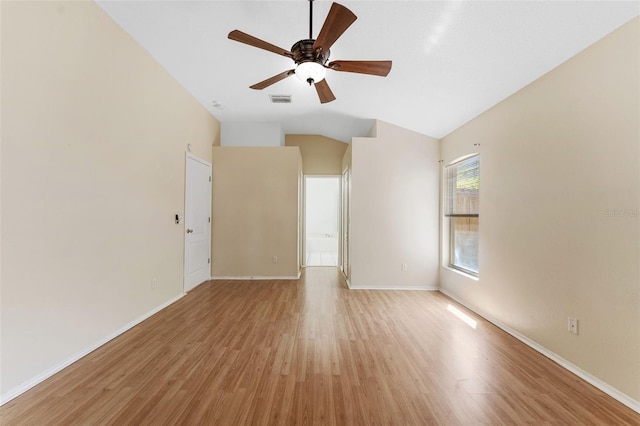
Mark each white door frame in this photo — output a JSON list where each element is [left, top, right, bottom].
[[184, 152, 212, 293], [341, 168, 350, 280]]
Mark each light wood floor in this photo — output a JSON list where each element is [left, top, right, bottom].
[[2, 267, 638, 425]]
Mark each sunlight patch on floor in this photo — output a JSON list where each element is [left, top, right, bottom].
[[447, 304, 477, 329]]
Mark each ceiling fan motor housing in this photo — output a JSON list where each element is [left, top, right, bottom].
[[291, 39, 330, 66]]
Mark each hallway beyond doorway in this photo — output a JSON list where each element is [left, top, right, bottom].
[[304, 176, 340, 267]]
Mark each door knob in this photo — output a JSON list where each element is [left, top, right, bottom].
[[186, 229, 194, 233]]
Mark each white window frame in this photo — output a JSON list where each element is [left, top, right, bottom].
[[444, 154, 479, 277]]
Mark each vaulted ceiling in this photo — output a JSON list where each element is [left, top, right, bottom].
[[97, 1, 639, 142]]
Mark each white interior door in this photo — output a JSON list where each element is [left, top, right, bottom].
[[184, 153, 212, 292]]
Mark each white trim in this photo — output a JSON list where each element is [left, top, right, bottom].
[[211, 275, 300, 280], [442, 266, 480, 281], [339, 269, 351, 288], [0, 293, 185, 406], [439, 288, 640, 414], [185, 151, 212, 168], [349, 285, 439, 291]]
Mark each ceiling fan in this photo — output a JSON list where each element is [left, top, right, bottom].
[[228, 0, 392, 104]]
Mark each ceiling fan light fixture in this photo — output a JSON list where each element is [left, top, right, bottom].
[[295, 62, 326, 85]]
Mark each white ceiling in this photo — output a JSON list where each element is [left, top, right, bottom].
[[96, 1, 639, 142]]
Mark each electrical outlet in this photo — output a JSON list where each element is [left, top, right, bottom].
[[568, 317, 578, 335], [151, 277, 157, 290], [272, 256, 278, 264], [401, 263, 408, 271]]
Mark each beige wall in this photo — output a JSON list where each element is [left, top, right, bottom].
[[440, 18, 640, 402], [285, 134, 348, 175], [1, 1, 219, 400], [222, 122, 283, 147], [212, 126, 221, 147], [349, 121, 441, 289], [211, 147, 301, 278]]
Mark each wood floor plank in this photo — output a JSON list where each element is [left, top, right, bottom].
[[1, 267, 639, 425]]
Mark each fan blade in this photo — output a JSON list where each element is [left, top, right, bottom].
[[312, 3, 357, 53], [228, 30, 293, 58], [315, 79, 336, 104], [250, 70, 296, 90], [328, 60, 392, 76]]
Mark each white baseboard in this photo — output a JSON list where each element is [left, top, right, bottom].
[[349, 285, 439, 291], [339, 270, 351, 288], [211, 275, 300, 280], [439, 288, 640, 414], [0, 293, 185, 406]]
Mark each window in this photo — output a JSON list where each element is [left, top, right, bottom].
[[445, 155, 479, 276]]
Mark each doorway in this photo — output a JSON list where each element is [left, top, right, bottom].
[[305, 176, 340, 266], [341, 169, 350, 280]]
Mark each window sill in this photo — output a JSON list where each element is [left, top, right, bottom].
[[442, 266, 479, 282]]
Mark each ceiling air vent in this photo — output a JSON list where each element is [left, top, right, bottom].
[[269, 94, 292, 104]]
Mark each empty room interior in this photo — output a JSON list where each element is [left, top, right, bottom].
[[1, 1, 639, 424]]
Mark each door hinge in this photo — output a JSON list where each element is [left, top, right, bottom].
[[209, 176, 212, 182], [208, 258, 210, 264], [208, 217, 211, 223]]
